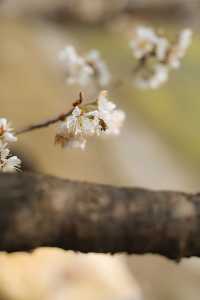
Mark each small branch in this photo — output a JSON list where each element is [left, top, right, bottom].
[[16, 110, 72, 135], [16, 92, 85, 135], [15, 86, 127, 136], [0, 172, 200, 260]]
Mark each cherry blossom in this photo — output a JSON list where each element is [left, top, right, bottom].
[[0, 118, 21, 173], [0, 143, 21, 172], [58, 46, 111, 87], [55, 91, 125, 149], [130, 26, 192, 89], [0, 118, 17, 144]]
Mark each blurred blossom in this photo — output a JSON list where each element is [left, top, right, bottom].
[[130, 26, 158, 59], [58, 45, 111, 88], [131, 26, 192, 89], [86, 49, 111, 87], [0, 249, 142, 300], [135, 64, 168, 90], [155, 37, 169, 61], [58, 46, 94, 86], [167, 29, 192, 69]]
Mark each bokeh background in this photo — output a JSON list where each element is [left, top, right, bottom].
[[1, 1, 200, 300]]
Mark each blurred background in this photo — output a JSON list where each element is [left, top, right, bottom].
[[1, 0, 200, 299]]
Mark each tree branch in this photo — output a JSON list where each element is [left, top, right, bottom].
[[0, 172, 200, 260]]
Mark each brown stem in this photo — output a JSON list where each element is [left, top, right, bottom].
[[16, 92, 86, 135], [16, 110, 72, 135], [0, 171, 200, 260]]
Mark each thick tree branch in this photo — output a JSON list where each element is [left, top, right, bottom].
[[0, 172, 200, 260]]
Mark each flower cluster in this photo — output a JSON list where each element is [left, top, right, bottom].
[[0, 118, 21, 172], [130, 26, 192, 89], [58, 46, 111, 87], [55, 91, 125, 150]]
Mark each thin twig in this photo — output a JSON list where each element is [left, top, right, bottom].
[[16, 92, 85, 135], [16, 110, 72, 135]]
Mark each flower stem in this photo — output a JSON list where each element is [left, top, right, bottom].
[[16, 110, 73, 135], [16, 93, 87, 135]]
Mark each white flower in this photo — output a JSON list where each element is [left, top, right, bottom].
[[130, 26, 158, 59], [58, 46, 94, 86], [131, 26, 192, 89], [0, 117, 21, 172], [167, 29, 192, 69], [65, 136, 86, 150], [98, 90, 116, 113], [85, 50, 111, 87], [55, 121, 86, 150], [81, 111, 100, 135], [0, 118, 17, 144], [0, 144, 21, 172], [150, 64, 169, 89], [66, 106, 99, 136], [97, 91, 125, 135], [135, 64, 169, 89], [156, 37, 169, 61], [66, 106, 83, 135], [178, 29, 192, 52], [55, 91, 125, 149], [55, 107, 99, 149], [104, 109, 126, 135], [58, 46, 111, 87]]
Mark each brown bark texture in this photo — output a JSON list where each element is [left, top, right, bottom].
[[0, 172, 200, 260]]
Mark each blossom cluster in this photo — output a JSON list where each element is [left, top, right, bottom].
[[0, 118, 21, 172], [58, 46, 111, 88], [55, 91, 125, 150], [130, 26, 192, 89], [0, 25, 193, 166]]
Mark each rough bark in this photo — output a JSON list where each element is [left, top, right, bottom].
[[0, 172, 200, 260]]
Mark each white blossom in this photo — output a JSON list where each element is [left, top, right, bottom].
[[85, 50, 111, 87], [55, 107, 99, 150], [65, 106, 83, 135], [66, 106, 99, 136], [58, 46, 111, 87], [58, 46, 94, 86], [97, 91, 125, 135], [130, 26, 158, 59], [156, 37, 169, 61], [135, 64, 169, 90], [0, 117, 21, 172], [104, 109, 126, 135], [178, 29, 192, 52], [167, 29, 192, 69], [0, 118, 17, 144], [0, 143, 21, 172], [55, 91, 125, 149], [131, 26, 192, 89], [55, 122, 86, 150]]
